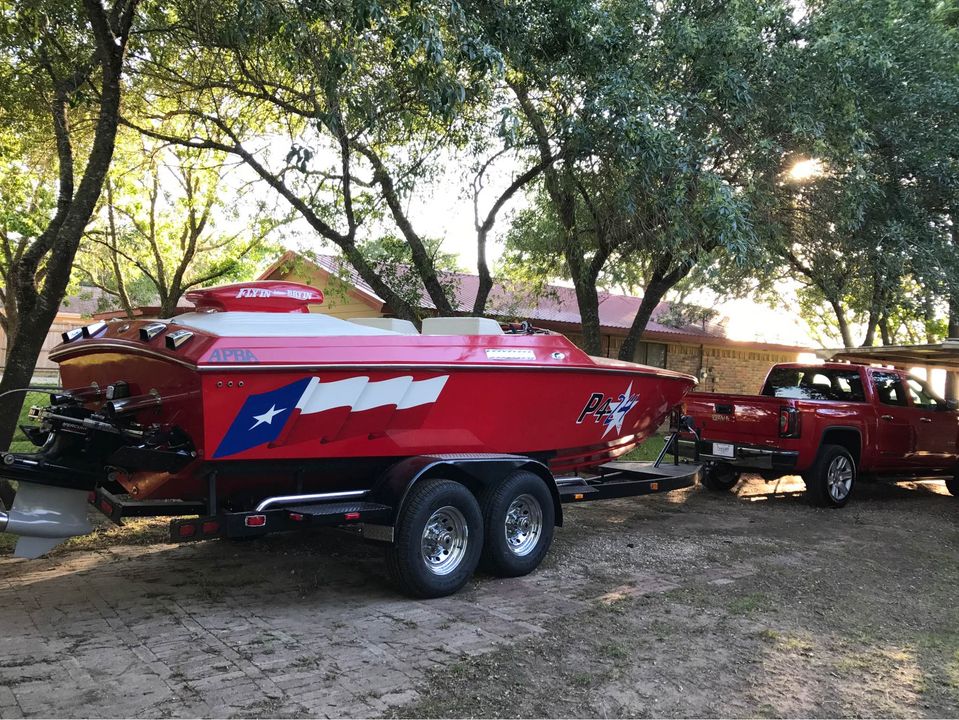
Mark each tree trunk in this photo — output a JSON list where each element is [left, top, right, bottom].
[[472, 225, 494, 316], [618, 281, 672, 362], [829, 300, 854, 347], [573, 280, 603, 356], [0, 0, 137, 449], [879, 316, 892, 345], [946, 297, 959, 402]]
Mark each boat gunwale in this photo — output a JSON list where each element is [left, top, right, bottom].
[[49, 340, 697, 383]]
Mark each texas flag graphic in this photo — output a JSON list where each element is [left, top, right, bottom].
[[213, 375, 448, 458]]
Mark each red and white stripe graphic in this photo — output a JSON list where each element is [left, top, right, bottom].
[[270, 375, 448, 446]]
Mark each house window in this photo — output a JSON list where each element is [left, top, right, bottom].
[[633, 341, 668, 368]]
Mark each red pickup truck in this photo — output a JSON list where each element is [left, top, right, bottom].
[[683, 362, 959, 507]]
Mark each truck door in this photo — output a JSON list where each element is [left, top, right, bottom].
[[870, 371, 916, 469], [905, 377, 959, 470]]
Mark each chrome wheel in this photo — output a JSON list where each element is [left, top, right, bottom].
[[504, 493, 543, 557], [421, 505, 469, 576], [827, 455, 854, 502]]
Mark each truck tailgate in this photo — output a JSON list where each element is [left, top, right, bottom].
[[685, 393, 784, 445]]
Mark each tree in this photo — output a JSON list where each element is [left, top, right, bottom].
[[77, 135, 284, 316], [766, 0, 959, 347], [0, 0, 140, 457], [126, 0, 503, 322], [489, 0, 797, 357]]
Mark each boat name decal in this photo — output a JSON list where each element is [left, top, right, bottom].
[[577, 383, 640, 437], [208, 348, 259, 363], [235, 287, 315, 300], [213, 375, 449, 457]]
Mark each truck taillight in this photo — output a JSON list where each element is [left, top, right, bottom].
[[779, 407, 800, 438]]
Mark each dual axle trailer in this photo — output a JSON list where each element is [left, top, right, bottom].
[[1, 425, 702, 598]]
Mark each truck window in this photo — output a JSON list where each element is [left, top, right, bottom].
[[872, 372, 907, 406], [906, 378, 942, 410], [761, 367, 866, 402]]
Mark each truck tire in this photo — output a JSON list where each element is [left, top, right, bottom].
[[702, 463, 741, 492], [386, 478, 483, 598], [804, 444, 856, 508], [479, 470, 555, 577], [946, 475, 959, 497]]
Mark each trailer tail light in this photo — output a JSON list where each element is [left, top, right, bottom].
[[344, 512, 360, 521], [178, 523, 197, 538], [779, 407, 800, 438], [245, 514, 267, 528], [201, 521, 220, 535]]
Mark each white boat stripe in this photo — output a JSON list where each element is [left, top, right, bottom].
[[353, 376, 414, 412], [300, 377, 368, 414], [397, 376, 449, 410], [294, 377, 321, 411]]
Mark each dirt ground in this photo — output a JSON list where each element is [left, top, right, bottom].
[[1, 473, 957, 719]]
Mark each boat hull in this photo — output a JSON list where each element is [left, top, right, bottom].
[[50, 319, 696, 503]]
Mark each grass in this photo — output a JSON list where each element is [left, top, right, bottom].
[[7, 390, 55, 453], [622, 434, 668, 462]]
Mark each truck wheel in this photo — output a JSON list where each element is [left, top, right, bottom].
[[386, 478, 483, 598], [805, 444, 856, 508], [702, 463, 741, 492], [946, 475, 959, 497], [479, 471, 555, 577]]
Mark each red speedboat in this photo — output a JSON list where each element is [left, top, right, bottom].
[[1, 281, 698, 596]]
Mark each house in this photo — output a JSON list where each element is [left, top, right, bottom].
[[258, 251, 811, 394], [0, 290, 109, 384]]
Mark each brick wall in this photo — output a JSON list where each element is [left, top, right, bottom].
[[666, 343, 800, 394]]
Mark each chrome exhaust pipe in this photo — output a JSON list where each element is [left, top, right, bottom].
[[0, 509, 8, 533]]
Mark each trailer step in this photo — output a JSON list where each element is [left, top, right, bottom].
[[555, 477, 599, 500], [285, 501, 392, 522]]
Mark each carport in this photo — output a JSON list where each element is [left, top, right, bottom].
[[817, 340, 959, 399]]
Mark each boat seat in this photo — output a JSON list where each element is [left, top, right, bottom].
[[348, 318, 419, 335], [421, 317, 504, 335]]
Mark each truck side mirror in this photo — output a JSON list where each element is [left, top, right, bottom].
[[946, 399, 958, 411]]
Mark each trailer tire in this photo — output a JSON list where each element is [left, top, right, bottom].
[[805, 444, 856, 508], [386, 478, 483, 598], [946, 474, 959, 497], [702, 463, 740, 492], [479, 471, 555, 577]]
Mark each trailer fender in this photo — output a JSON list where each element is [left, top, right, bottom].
[[370, 454, 563, 529]]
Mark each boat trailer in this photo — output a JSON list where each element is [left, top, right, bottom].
[[1, 417, 702, 597]]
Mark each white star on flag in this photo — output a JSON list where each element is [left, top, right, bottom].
[[250, 404, 287, 430]]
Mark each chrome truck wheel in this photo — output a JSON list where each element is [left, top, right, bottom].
[[480, 471, 555, 577], [805, 444, 857, 508], [386, 479, 482, 598]]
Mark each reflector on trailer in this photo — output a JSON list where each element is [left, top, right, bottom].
[[245, 514, 267, 527], [344, 512, 360, 521], [178, 524, 196, 537], [201, 521, 220, 535], [289, 513, 304, 521]]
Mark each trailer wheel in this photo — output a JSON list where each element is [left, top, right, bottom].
[[479, 471, 555, 578], [386, 478, 483, 598], [805, 444, 856, 508], [702, 463, 740, 492], [945, 474, 959, 497]]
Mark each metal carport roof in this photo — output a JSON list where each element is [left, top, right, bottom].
[[817, 340, 959, 370]]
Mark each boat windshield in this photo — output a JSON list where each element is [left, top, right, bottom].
[[169, 311, 401, 337]]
